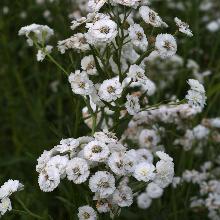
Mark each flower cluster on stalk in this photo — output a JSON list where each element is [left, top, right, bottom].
[[17, 0, 211, 219]]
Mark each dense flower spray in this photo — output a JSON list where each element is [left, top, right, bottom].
[[18, 0, 211, 219]]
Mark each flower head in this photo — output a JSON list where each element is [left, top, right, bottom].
[[66, 158, 90, 184], [128, 24, 148, 51], [19, 24, 54, 46], [139, 6, 167, 27], [98, 77, 123, 102], [69, 70, 94, 96], [84, 140, 110, 162], [155, 34, 177, 58], [175, 17, 193, 37], [134, 162, 156, 182], [78, 205, 97, 220], [86, 18, 118, 45], [89, 171, 115, 198]]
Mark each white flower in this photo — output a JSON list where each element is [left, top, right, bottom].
[[76, 0, 89, 13], [137, 192, 152, 209], [185, 90, 206, 110], [0, 198, 12, 216], [94, 198, 111, 213], [0, 180, 24, 200], [174, 17, 193, 37], [206, 20, 220, 32], [108, 150, 137, 176], [155, 34, 177, 58], [89, 171, 115, 198], [46, 155, 69, 178], [112, 185, 133, 207], [172, 177, 181, 188], [127, 64, 148, 83], [36, 45, 53, 62], [70, 16, 88, 31], [19, 24, 54, 46], [206, 193, 220, 211], [154, 160, 174, 188], [81, 55, 99, 76], [98, 77, 123, 102], [90, 88, 105, 107], [84, 140, 110, 162], [36, 150, 54, 173], [85, 18, 118, 45], [58, 33, 89, 54], [66, 157, 90, 184], [128, 24, 148, 51], [55, 138, 80, 154], [36, 51, 45, 62], [210, 118, 220, 128], [88, 0, 107, 12], [182, 170, 206, 184], [136, 149, 153, 163], [134, 162, 155, 182], [78, 205, 97, 220], [68, 70, 94, 96], [156, 151, 173, 162], [108, 151, 126, 176], [139, 6, 167, 28], [94, 130, 118, 144], [139, 129, 160, 149], [122, 43, 139, 64], [141, 79, 156, 96], [38, 167, 60, 192], [86, 13, 111, 29], [77, 136, 95, 147], [123, 150, 138, 174], [108, 142, 127, 153], [187, 79, 205, 93], [146, 182, 163, 198], [193, 125, 210, 140], [125, 94, 140, 115], [112, 0, 140, 7]]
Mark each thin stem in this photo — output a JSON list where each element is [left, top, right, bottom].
[[16, 197, 44, 219], [46, 53, 69, 76], [140, 100, 186, 112], [33, 41, 68, 76], [135, 48, 154, 65], [83, 96, 97, 135]]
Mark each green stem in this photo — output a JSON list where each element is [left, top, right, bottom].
[[83, 96, 97, 135], [33, 41, 68, 76], [46, 53, 69, 76], [16, 197, 44, 219], [141, 100, 186, 112], [135, 48, 154, 66]]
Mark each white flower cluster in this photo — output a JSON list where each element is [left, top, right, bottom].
[[18, 1, 206, 219], [58, 33, 90, 54], [127, 103, 199, 130], [139, 6, 168, 28], [181, 160, 220, 220], [18, 24, 54, 62], [137, 152, 174, 209], [36, 130, 174, 218], [174, 117, 220, 153], [18, 23, 54, 46], [174, 17, 193, 37], [185, 79, 207, 111], [0, 180, 24, 217], [174, 124, 210, 152], [85, 17, 118, 45]]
